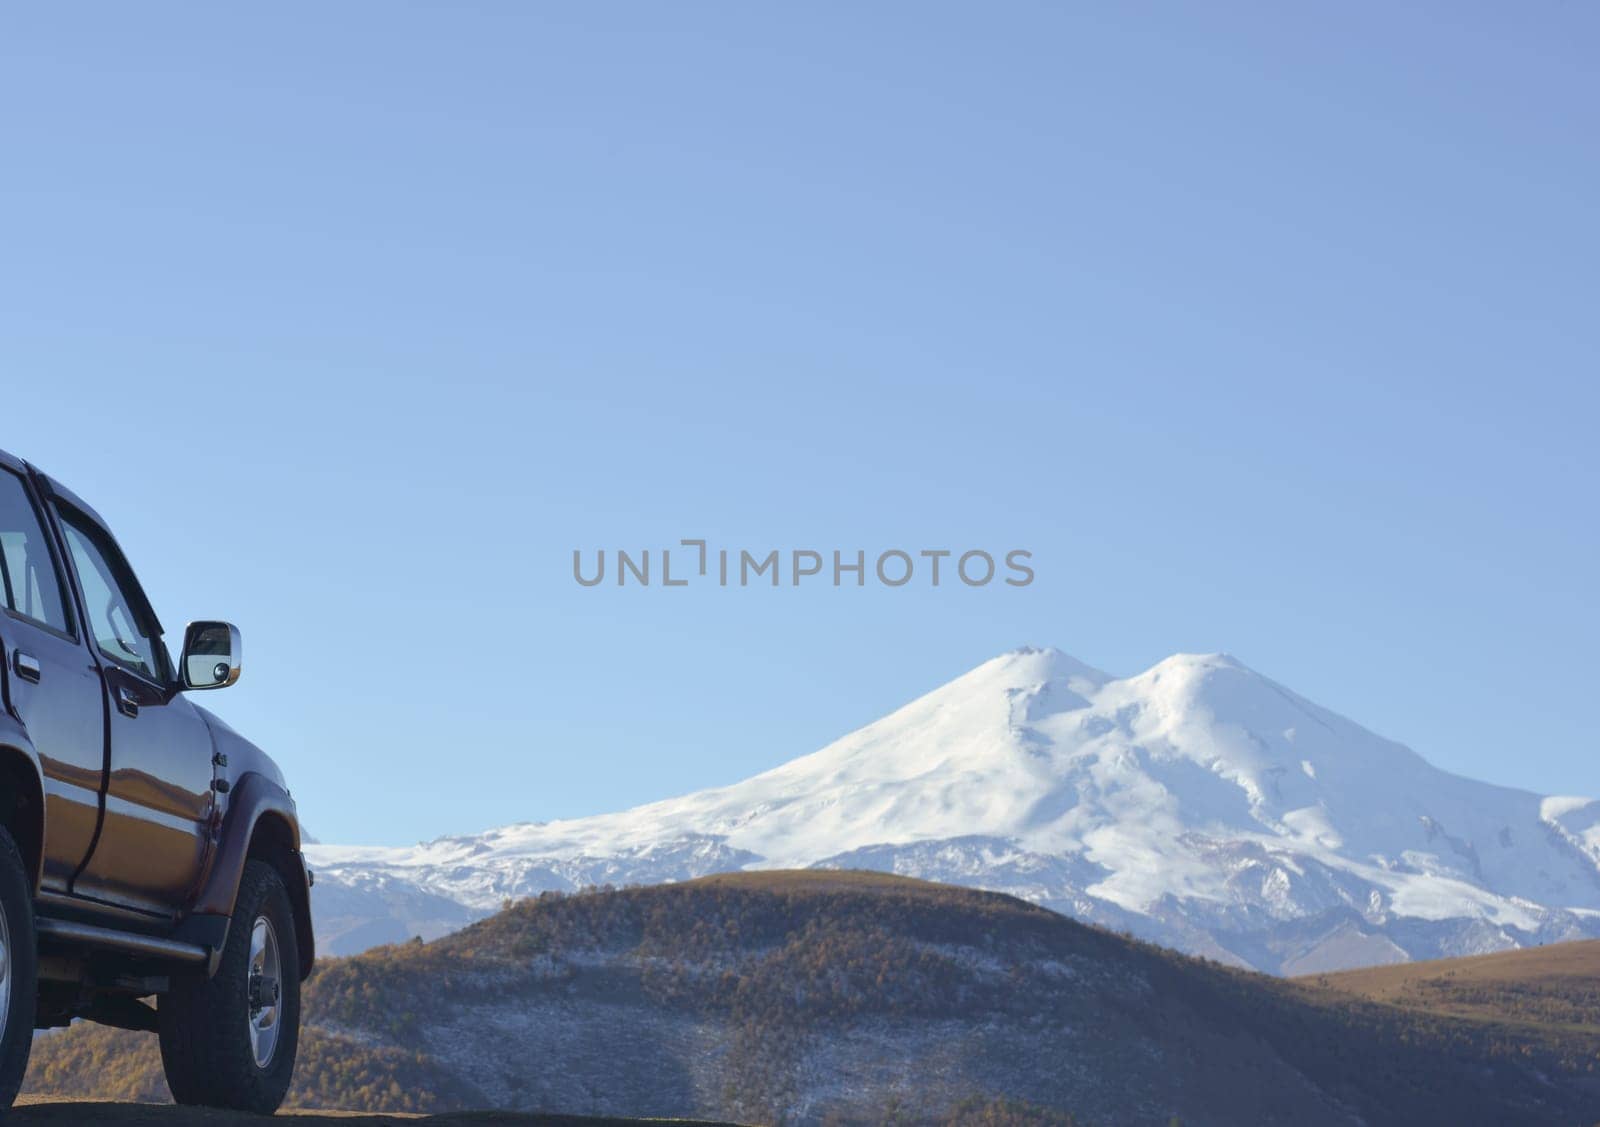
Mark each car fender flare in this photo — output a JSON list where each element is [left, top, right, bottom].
[[189, 770, 314, 977], [0, 713, 48, 891]]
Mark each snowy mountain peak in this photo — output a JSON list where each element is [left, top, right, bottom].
[[308, 648, 1600, 973], [936, 645, 1111, 694]]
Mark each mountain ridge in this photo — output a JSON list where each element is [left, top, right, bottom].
[[307, 648, 1600, 972]]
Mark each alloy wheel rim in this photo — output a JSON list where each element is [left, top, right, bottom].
[[246, 915, 281, 1069]]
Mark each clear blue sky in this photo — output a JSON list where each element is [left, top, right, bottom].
[[4, 4, 1595, 845]]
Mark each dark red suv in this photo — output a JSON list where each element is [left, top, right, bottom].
[[0, 448, 312, 1114]]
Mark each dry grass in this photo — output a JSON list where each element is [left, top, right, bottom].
[[1301, 939, 1600, 1031], [1309, 939, 1600, 999], [684, 869, 973, 894]]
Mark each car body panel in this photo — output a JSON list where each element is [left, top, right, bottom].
[[73, 667, 216, 916], [0, 453, 107, 892], [0, 447, 312, 979], [0, 618, 105, 893]]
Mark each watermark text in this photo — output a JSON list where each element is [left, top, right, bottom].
[[573, 541, 1034, 589]]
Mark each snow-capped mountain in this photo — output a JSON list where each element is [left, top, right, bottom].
[[307, 648, 1600, 972]]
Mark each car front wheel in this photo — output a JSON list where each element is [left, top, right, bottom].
[[0, 825, 38, 1118], [159, 859, 301, 1112]]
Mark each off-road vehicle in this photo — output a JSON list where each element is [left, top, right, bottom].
[[0, 449, 313, 1114]]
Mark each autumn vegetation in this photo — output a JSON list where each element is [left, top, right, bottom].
[[23, 870, 1600, 1124]]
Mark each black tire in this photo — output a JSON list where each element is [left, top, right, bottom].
[[0, 826, 37, 1118], [159, 859, 301, 1113]]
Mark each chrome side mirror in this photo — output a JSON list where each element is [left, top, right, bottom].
[[181, 621, 241, 690]]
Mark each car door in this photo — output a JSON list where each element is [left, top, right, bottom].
[[51, 496, 217, 917], [0, 458, 106, 894]]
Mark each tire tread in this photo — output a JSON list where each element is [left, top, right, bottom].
[[0, 826, 36, 1118], [159, 859, 300, 1113]]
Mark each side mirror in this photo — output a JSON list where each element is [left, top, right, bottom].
[[181, 621, 242, 690]]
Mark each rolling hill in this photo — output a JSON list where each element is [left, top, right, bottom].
[[307, 649, 1600, 972], [1306, 938, 1600, 1030], [26, 872, 1600, 1125]]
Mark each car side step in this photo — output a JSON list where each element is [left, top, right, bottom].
[[37, 918, 209, 964]]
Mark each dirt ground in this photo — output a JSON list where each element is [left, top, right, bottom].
[[12, 1100, 740, 1127]]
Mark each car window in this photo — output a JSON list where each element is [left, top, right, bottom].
[[59, 511, 167, 681], [0, 470, 72, 635]]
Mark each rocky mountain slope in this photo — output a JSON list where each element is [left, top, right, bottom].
[[26, 873, 1600, 1125], [307, 649, 1600, 973]]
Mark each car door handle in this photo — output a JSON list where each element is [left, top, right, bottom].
[[116, 686, 140, 718], [11, 652, 41, 683]]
